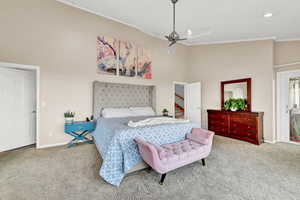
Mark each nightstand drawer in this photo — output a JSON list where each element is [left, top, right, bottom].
[[64, 121, 96, 132]]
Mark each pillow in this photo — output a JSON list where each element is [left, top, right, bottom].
[[130, 107, 156, 116], [102, 108, 132, 118]]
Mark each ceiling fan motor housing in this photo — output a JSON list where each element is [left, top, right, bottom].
[[169, 31, 180, 40]]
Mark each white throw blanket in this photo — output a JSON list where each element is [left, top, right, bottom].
[[128, 117, 190, 128]]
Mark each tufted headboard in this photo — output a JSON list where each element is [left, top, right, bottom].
[[93, 81, 156, 118]]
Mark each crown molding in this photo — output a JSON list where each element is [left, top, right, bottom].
[[275, 38, 300, 42], [186, 37, 277, 46], [56, 0, 142, 33], [55, 0, 300, 46]]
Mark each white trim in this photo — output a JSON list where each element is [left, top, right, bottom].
[[274, 62, 300, 68], [276, 69, 300, 143], [186, 37, 277, 46], [264, 140, 277, 144], [55, 0, 141, 35], [0, 62, 41, 149], [276, 38, 300, 42], [279, 141, 300, 146], [272, 77, 276, 142], [38, 142, 68, 149]]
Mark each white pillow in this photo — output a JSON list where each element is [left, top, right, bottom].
[[130, 107, 156, 116], [102, 108, 132, 118]]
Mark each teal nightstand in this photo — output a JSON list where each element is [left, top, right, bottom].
[[64, 121, 96, 148]]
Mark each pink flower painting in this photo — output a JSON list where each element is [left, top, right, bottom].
[[137, 48, 152, 79], [97, 36, 152, 79], [119, 41, 137, 77], [97, 36, 119, 75]]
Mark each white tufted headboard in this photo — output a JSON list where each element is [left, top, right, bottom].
[[93, 81, 156, 118]]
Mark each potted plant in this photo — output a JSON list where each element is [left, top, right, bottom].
[[224, 98, 247, 111], [162, 108, 169, 116], [64, 111, 75, 124]]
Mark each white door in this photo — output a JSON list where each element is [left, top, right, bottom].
[[185, 82, 201, 126], [0, 67, 36, 151], [277, 70, 300, 143]]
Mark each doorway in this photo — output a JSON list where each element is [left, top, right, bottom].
[[173, 82, 202, 126], [174, 83, 185, 119], [277, 70, 300, 144], [0, 62, 40, 152]]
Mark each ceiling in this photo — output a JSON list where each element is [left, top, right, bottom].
[[57, 0, 300, 45]]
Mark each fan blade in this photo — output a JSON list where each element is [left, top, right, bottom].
[[177, 38, 187, 41], [165, 35, 171, 40], [169, 41, 176, 47]]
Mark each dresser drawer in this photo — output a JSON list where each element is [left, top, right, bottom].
[[208, 113, 227, 120], [65, 121, 96, 132], [209, 126, 228, 136], [208, 120, 227, 128], [231, 121, 257, 131]]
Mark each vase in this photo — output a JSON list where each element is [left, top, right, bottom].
[[65, 117, 74, 124], [230, 108, 238, 112]]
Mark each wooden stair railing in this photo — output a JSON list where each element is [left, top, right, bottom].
[[175, 103, 184, 112], [175, 93, 184, 100]]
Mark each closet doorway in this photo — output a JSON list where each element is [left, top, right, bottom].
[[0, 62, 40, 152], [277, 70, 300, 144]]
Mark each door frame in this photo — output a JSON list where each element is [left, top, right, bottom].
[[173, 81, 187, 119], [276, 69, 300, 145], [0, 62, 40, 149]]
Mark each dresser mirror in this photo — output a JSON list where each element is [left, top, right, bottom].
[[221, 78, 252, 111]]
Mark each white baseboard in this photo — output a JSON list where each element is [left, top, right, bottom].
[[264, 140, 277, 144], [37, 142, 68, 149]]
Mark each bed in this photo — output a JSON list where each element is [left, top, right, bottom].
[[92, 81, 199, 186]]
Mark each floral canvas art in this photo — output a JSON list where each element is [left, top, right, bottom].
[[97, 36, 119, 75], [119, 41, 137, 77], [97, 36, 152, 79], [137, 47, 152, 79]]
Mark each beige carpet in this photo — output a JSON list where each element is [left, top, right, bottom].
[[0, 136, 299, 200]]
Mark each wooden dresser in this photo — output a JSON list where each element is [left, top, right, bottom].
[[207, 110, 264, 145]]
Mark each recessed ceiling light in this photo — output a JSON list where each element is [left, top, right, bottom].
[[264, 13, 273, 18]]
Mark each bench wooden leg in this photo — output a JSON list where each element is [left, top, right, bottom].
[[146, 166, 152, 173], [201, 158, 206, 166], [159, 173, 167, 185]]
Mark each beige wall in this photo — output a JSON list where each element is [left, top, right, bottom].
[[0, 0, 189, 146], [187, 40, 275, 141], [275, 41, 300, 65], [1, 0, 300, 146], [274, 41, 300, 72]]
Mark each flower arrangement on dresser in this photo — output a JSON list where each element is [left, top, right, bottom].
[[224, 98, 247, 111]]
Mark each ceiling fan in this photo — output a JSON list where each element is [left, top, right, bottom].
[[165, 0, 188, 47]]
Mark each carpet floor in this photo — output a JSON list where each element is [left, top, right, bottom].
[[0, 136, 299, 200]]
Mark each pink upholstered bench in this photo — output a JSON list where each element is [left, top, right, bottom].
[[135, 128, 214, 184]]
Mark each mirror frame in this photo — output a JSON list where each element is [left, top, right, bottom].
[[221, 78, 252, 112]]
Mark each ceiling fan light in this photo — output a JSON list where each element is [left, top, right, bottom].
[[168, 44, 177, 55], [187, 29, 193, 39]]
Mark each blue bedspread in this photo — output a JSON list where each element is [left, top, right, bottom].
[[92, 116, 199, 186]]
